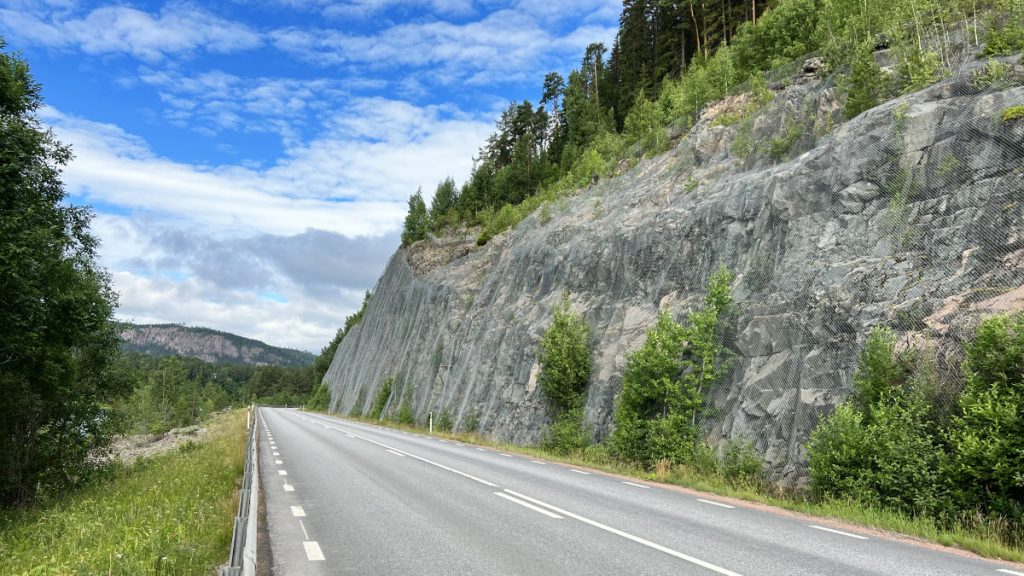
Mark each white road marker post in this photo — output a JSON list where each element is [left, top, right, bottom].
[[429, 411, 433, 434]]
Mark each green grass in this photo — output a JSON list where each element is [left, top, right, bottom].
[[0, 410, 247, 576], [328, 410, 1024, 563]]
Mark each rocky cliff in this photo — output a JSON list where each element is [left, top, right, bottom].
[[323, 55, 1024, 483], [120, 323, 314, 366]]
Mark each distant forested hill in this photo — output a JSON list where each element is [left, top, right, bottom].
[[119, 323, 314, 367]]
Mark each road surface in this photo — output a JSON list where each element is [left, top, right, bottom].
[[256, 406, 1023, 576]]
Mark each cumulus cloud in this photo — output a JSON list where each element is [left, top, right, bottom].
[[0, 3, 262, 61]]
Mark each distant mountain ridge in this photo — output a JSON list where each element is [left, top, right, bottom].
[[119, 323, 314, 367]]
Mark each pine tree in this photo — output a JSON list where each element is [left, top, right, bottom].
[[400, 189, 428, 246]]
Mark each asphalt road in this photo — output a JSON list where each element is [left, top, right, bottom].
[[257, 406, 1023, 576]]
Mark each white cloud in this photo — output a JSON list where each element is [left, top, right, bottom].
[[0, 3, 261, 61]]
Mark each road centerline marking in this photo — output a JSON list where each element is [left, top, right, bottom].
[[503, 489, 744, 576], [303, 540, 325, 561], [697, 499, 735, 509], [275, 459, 283, 464], [283, 483, 294, 492], [291, 506, 306, 517], [494, 492, 562, 519], [273, 452, 280, 456], [279, 470, 288, 476], [807, 525, 868, 540], [329, 424, 498, 487]]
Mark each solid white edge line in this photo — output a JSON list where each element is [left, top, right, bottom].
[[291, 506, 306, 517], [807, 525, 869, 540], [697, 498, 735, 509], [569, 469, 591, 475], [501, 453, 512, 457], [303, 541, 325, 561], [386, 449, 406, 457], [997, 569, 1024, 576], [494, 492, 562, 519], [622, 481, 650, 489], [530, 460, 546, 465], [503, 489, 744, 576]]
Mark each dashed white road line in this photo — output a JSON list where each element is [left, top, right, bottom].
[[291, 506, 306, 517], [279, 470, 288, 476], [501, 453, 513, 458], [622, 481, 650, 489], [275, 459, 283, 465], [476, 448, 486, 452], [273, 452, 280, 456], [283, 483, 295, 492], [303, 540, 325, 561], [385, 449, 406, 457], [503, 489, 744, 576], [569, 469, 590, 475], [494, 491, 562, 519], [530, 460, 546, 465], [807, 525, 868, 540], [697, 499, 735, 509]]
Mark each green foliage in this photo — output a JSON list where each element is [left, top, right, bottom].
[[0, 411, 246, 575], [844, 43, 889, 118], [944, 314, 1024, 528], [850, 327, 909, 420], [612, 268, 734, 468], [732, 0, 820, 76], [767, 118, 804, 160], [624, 89, 667, 154], [309, 291, 371, 409], [349, 386, 366, 417], [1003, 105, 1024, 122], [401, 189, 428, 246], [972, 58, 1014, 91], [0, 40, 124, 505], [395, 385, 415, 426], [369, 376, 394, 420], [982, 0, 1024, 56], [721, 438, 765, 488], [461, 410, 481, 433], [538, 295, 592, 414], [435, 408, 453, 432], [541, 408, 590, 456], [307, 383, 330, 411]]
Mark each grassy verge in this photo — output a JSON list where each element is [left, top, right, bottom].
[[0, 410, 247, 576], [324, 411, 1023, 564]]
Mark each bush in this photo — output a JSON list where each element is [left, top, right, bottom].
[[435, 408, 453, 432], [944, 314, 1024, 527], [369, 376, 393, 420], [731, 0, 819, 76], [721, 438, 765, 488], [395, 385, 415, 426], [307, 383, 330, 411], [538, 295, 592, 414], [844, 43, 889, 118], [461, 410, 480, 433], [541, 408, 589, 456]]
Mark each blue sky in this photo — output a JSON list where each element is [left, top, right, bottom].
[[0, 0, 620, 351]]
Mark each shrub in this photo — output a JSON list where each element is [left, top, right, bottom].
[[461, 410, 480, 433], [369, 376, 393, 420], [721, 438, 765, 488], [850, 327, 910, 420], [538, 295, 592, 414], [944, 314, 1024, 527], [395, 385, 415, 426], [541, 408, 589, 456], [435, 408, 453, 432], [731, 0, 819, 76], [844, 43, 889, 118], [307, 383, 330, 411], [348, 386, 366, 417]]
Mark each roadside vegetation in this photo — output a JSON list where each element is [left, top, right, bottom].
[[0, 410, 248, 575], [320, 268, 1024, 562]]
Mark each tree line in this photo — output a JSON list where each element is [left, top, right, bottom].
[[401, 0, 1023, 246]]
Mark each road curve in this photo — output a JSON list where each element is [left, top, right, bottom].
[[256, 407, 1023, 576]]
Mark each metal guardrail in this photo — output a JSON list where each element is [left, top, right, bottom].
[[221, 406, 259, 576]]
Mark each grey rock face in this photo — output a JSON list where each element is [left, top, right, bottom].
[[324, 59, 1024, 483]]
